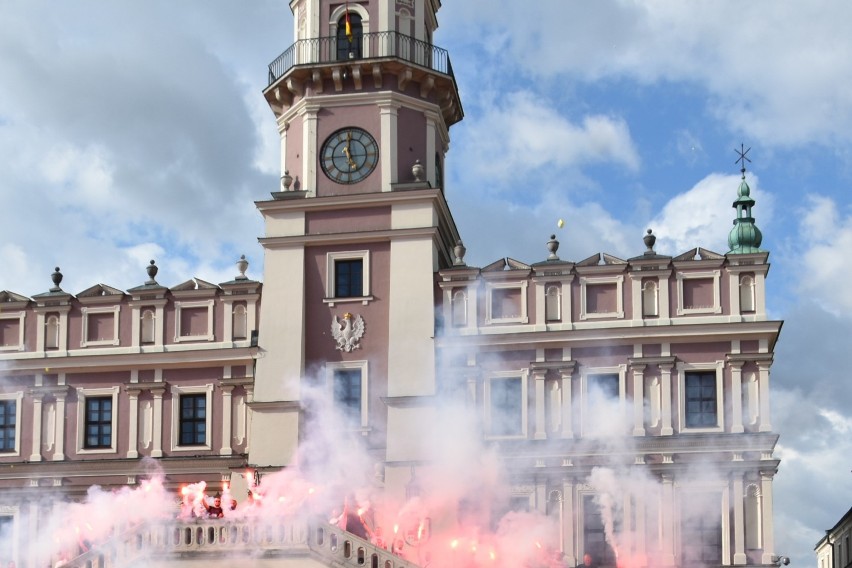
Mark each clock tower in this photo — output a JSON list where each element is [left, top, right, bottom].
[[249, 0, 464, 503]]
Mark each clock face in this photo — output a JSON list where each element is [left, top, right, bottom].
[[320, 127, 379, 184]]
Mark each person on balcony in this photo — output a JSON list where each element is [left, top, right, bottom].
[[204, 493, 224, 518]]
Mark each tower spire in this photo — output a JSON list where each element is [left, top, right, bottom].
[[727, 144, 764, 254]]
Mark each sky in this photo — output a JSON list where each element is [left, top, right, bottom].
[[0, 1, 851, 566]]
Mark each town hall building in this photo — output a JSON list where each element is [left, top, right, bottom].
[[0, 1, 783, 567]]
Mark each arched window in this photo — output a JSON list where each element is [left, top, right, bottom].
[[451, 289, 467, 327], [545, 285, 561, 322], [233, 304, 248, 340], [739, 275, 755, 313], [337, 12, 363, 61], [642, 280, 658, 317], [141, 310, 155, 344], [46, 315, 60, 349]]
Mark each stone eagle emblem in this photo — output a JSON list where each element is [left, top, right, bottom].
[[331, 312, 365, 352]]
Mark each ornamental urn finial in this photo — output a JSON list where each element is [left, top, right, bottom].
[[643, 229, 656, 254], [453, 240, 467, 266], [236, 255, 249, 280], [145, 260, 159, 285], [281, 170, 293, 191], [412, 160, 425, 182], [547, 234, 560, 260], [50, 267, 63, 292]]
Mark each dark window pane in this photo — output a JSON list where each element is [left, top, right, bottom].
[[84, 397, 113, 449], [0, 400, 14, 453], [333, 369, 362, 424], [489, 378, 523, 436], [335, 259, 363, 298], [685, 372, 717, 428], [179, 394, 207, 446]]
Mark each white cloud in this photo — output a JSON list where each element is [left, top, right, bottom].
[[460, 91, 640, 184], [441, 0, 852, 147], [797, 196, 852, 313]]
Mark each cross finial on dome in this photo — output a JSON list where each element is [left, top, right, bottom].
[[734, 143, 751, 178]]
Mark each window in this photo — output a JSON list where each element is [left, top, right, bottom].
[[545, 285, 561, 322], [681, 493, 722, 566], [744, 484, 762, 549], [685, 371, 718, 428], [336, 12, 362, 60], [583, 370, 625, 437], [84, 397, 112, 449], [0, 400, 16, 453], [486, 374, 527, 438], [335, 259, 363, 298], [333, 368, 362, 424], [327, 361, 369, 431], [435, 152, 443, 189], [179, 394, 207, 446], [326, 251, 371, 304], [76, 387, 118, 454], [583, 495, 617, 567]]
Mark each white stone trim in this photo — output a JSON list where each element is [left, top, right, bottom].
[[75, 386, 119, 455], [170, 384, 214, 452], [485, 281, 529, 325], [173, 300, 215, 342], [80, 305, 121, 347], [677, 361, 725, 433], [483, 370, 529, 440], [0, 311, 25, 352], [579, 275, 624, 320], [326, 360, 370, 433], [0, 392, 23, 457], [676, 270, 722, 315]]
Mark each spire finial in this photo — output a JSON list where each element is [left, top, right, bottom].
[[734, 143, 751, 178]]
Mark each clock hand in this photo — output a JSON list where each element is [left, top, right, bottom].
[[344, 131, 357, 169]]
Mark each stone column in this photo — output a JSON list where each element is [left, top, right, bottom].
[[562, 479, 576, 567], [632, 363, 646, 436], [30, 393, 44, 462], [533, 368, 547, 440], [730, 361, 745, 433], [732, 472, 747, 564], [220, 385, 235, 456], [52, 392, 66, 461], [757, 361, 772, 432], [560, 367, 574, 439], [660, 474, 676, 566], [151, 387, 165, 458], [760, 471, 776, 565], [660, 363, 674, 436], [127, 387, 140, 459]]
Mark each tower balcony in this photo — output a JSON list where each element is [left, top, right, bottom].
[[265, 31, 463, 125]]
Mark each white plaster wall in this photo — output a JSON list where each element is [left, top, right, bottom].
[[386, 237, 436, 397], [247, 410, 301, 468], [254, 246, 305, 402]]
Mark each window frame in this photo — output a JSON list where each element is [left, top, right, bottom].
[[170, 384, 214, 451], [80, 306, 121, 347], [0, 394, 22, 456], [676, 270, 722, 315], [642, 279, 659, 318], [326, 361, 369, 433], [676, 487, 728, 567], [485, 282, 529, 325], [580, 366, 627, 437], [579, 275, 624, 320], [76, 387, 119, 455], [0, 312, 25, 352], [325, 251, 372, 306], [173, 300, 215, 343], [677, 362, 725, 433], [484, 370, 528, 440]]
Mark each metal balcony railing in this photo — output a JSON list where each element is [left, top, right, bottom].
[[268, 31, 455, 85]]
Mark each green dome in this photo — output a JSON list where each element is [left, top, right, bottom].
[[726, 175, 765, 254]]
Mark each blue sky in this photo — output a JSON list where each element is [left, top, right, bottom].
[[1, 2, 851, 566]]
